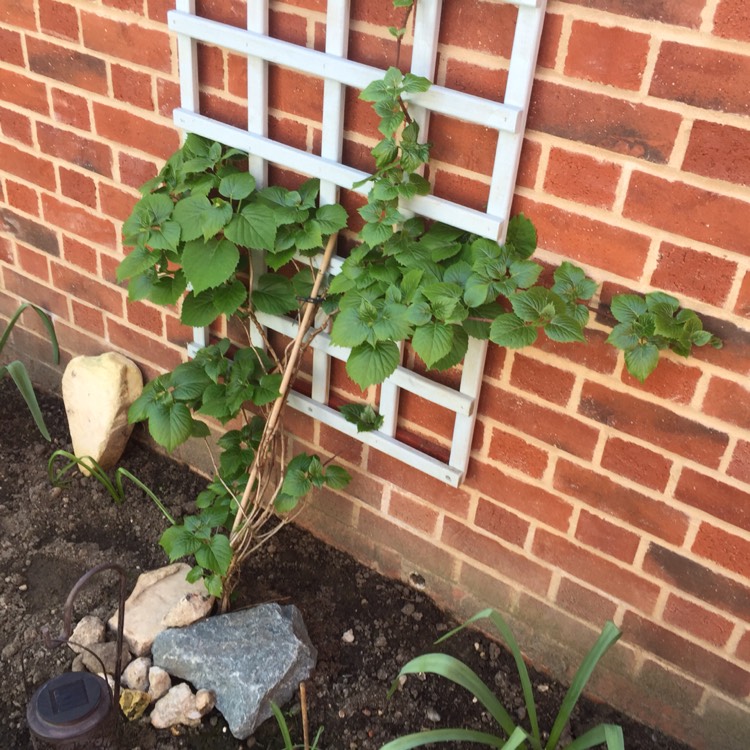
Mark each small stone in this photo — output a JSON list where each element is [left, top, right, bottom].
[[195, 689, 215, 716], [122, 656, 151, 691], [161, 592, 214, 628], [69, 615, 106, 655], [426, 707, 441, 722], [401, 603, 415, 616], [81, 641, 132, 676], [536, 683, 549, 693], [120, 688, 151, 721], [150, 683, 200, 730], [148, 666, 172, 702], [341, 629, 355, 644]]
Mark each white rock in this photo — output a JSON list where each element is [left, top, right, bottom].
[[148, 666, 172, 702], [69, 615, 106, 654], [195, 688, 215, 716], [81, 641, 132, 676], [161, 592, 214, 628], [122, 656, 151, 691], [108, 563, 214, 657], [62, 352, 143, 474], [150, 683, 201, 729]]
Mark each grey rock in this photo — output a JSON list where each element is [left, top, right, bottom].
[[152, 603, 316, 739], [80, 641, 132, 676]]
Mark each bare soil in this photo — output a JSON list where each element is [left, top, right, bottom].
[[0, 378, 695, 750]]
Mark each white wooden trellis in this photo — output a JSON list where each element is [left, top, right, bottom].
[[170, 0, 547, 487]]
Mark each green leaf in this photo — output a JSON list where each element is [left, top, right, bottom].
[[489, 314, 537, 349], [181, 290, 221, 327], [508, 259, 542, 290], [339, 403, 384, 433], [412, 321, 454, 368], [464, 277, 492, 308], [224, 203, 277, 250], [346, 340, 400, 389], [5, 361, 51, 440], [182, 238, 240, 294], [324, 464, 351, 490], [380, 728, 511, 750], [172, 195, 232, 241], [212, 279, 247, 316], [294, 219, 323, 251], [544, 314, 586, 343], [565, 724, 625, 750], [432, 326, 469, 371], [506, 214, 537, 258], [360, 78, 390, 103], [316, 203, 348, 234], [160, 524, 202, 560], [511, 288, 564, 323], [624, 343, 660, 382], [274, 493, 300, 513], [606, 322, 640, 351], [194, 534, 233, 576], [117, 245, 160, 282], [360, 218, 396, 247], [610, 294, 648, 323], [401, 73, 432, 94], [251, 274, 298, 315], [552, 261, 597, 302], [147, 220, 181, 251], [254, 373, 282, 405], [218, 171, 255, 201], [147, 400, 194, 451]]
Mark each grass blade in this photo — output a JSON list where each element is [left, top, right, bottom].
[[0, 302, 59, 364], [380, 727, 514, 750], [5, 360, 51, 440], [545, 622, 621, 750], [270, 702, 294, 750], [392, 653, 518, 738], [564, 723, 624, 750], [437, 609, 541, 745]]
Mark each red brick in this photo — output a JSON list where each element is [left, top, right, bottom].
[[269, 67, 323, 122], [112, 64, 154, 111], [481, 384, 600, 460], [71, 299, 105, 338], [693, 523, 750, 579], [100, 183, 138, 223], [442, 59, 507, 102], [226, 54, 248, 99], [42, 195, 116, 249], [737, 630, 750, 662], [0, 143, 56, 190], [62, 236, 97, 274], [692, 315, 750, 376], [399, 390, 454, 445], [474, 497, 530, 547], [37, 123, 113, 177], [0, 28, 24, 66], [348, 30, 411, 70], [538, 13, 563, 70], [565, 22, 649, 90], [487, 426, 548, 480], [736, 272, 750, 317], [555, 459, 688, 545], [663, 593, 734, 648], [317, 423, 365, 467], [651, 43, 750, 116], [444, 516, 551, 594], [269, 115, 309, 152], [511, 196, 650, 280], [389, 492, 439, 536], [6, 180, 40, 216], [2, 268, 68, 319], [119, 153, 159, 190], [676, 467, 750, 533], [563, 0, 703, 27], [59, 168, 97, 208], [430, 116, 497, 177], [467, 460, 573, 531], [0, 207, 59, 256], [38, 0, 79, 41], [367, 448, 471, 517], [146, 0, 173, 22], [432, 170, 488, 213], [350, 0, 410, 26], [580, 381, 728, 467], [0, 106, 32, 145], [621, 357, 702, 404], [51, 88, 91, 131], [575, 509, 640, 564], [0, 1, 37, 29], [17, 244, 50, 281], [622, 611, 750, 696], [533, 528, 659, 612], [27, 37, 107, 95], [728, 440, 750, 485], [197, 44, 225, 91], [103, 0, 144, 12], [517, 139, 540, 190], [51, 263, 123, 315], [555, 577, 618, 624], [156, 77, 180, 118], [704, 376, 750, 431], [439, 0, 515, 58], [93, 103, 179, 159], [108, 318, 183, 371], [535, 329, 619, 375], [714, 0, 750, 42], [650, 241, 737, 307], [0, 68, 49, 115], [194, 0, 247, 28], [199, 92, 248, 131], [509, 353, 576, 406], [270, 8, 308, 46], [361, 507, 455, 580], [528, 80, 681, 163], [600, 436, 672, 492], [81, 12, 172, 73], [683, 121, 750, 187], [0, 237, 13, 264], [543, 147, 620, 209], [126, 300, 163, 336]]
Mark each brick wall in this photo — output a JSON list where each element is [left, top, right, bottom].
[[1, 1, 749, 747]]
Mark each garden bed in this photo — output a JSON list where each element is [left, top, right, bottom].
[[0, 378, 694, 749]]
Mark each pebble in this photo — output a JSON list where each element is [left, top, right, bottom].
[[425, 707, 441, 722], [342, 629, 355, 643]]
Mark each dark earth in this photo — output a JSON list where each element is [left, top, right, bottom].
[[0, 377, 696, 749]]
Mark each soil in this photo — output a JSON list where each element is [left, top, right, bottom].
[[0, 378, 696, 750]]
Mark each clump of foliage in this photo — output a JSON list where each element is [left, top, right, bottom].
[[1, 302, 59, 440], [381, 609, 624, 750]]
